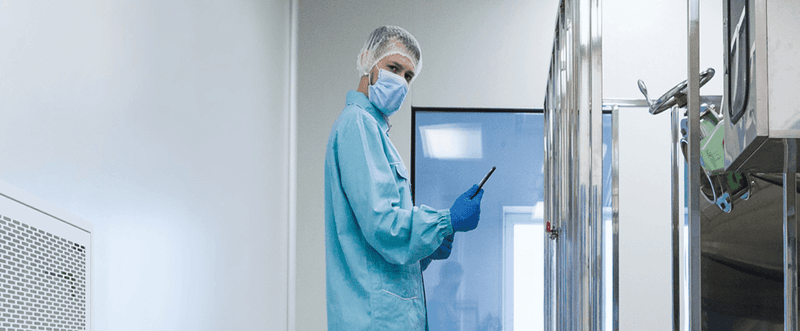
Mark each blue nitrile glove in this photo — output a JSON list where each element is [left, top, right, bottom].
[[429, 234, 454, 260], [449, 184, 484, 232]]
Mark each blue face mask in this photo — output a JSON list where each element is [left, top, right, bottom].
[[368, 69, 409, 117]]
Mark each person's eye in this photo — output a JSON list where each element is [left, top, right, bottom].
[[387, 65, 399, 73], [405, 74, 413, 83]]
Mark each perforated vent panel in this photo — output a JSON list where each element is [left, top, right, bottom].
[[0, 214, 87, 331]]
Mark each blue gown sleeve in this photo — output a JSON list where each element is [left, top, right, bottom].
[[337, 110, 454, 265]]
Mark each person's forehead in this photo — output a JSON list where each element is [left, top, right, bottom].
[[379, 53, 416, 72]]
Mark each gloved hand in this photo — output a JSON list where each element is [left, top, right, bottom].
[[449, 184, 484, 232], [429, 234, 454, 260]]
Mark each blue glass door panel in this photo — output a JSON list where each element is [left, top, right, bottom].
[[415, 111, 542, 331], [414, 110, 612, 330]]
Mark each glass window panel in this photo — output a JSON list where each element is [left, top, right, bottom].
[[414, 110, 612, 330]]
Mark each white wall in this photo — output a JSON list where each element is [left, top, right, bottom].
[[605, 0, 722, 329], [604, 0, 723, 99], [411, 0, 559, 109], [0, 1, 292, 330]]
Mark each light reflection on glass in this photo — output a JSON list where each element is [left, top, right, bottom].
[[419, 123, 482, 160]]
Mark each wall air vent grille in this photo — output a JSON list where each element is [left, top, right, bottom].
[[0, 214, 86, 331]]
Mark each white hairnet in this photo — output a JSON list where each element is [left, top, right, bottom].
[[357, 26, 422, 82]]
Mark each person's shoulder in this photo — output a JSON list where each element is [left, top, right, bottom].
[[338, 101, 378, 128]]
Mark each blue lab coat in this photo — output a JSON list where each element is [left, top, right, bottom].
[[324, 91, 454, 330]]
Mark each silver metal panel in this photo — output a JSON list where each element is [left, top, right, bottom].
[[754, 0, 770, 137], [721, 0, 768, 172], [767, 2, 800, 137], [695, 174, 800, 328], [700, 174, 800, 328], [724, 0, 800, 172], [687, 0, 702, 329], [703, 176, 786, 272]]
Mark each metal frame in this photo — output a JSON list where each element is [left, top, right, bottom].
[[686, 1, 702, 329], [671, 107, 681, 331], [543, 0, 604, 329], [611, 104, 620, 331], [785, 138, 798, 331], [602, 99, 646, 331], [591, 0, 604, 326], [605, 99, 690, 330]]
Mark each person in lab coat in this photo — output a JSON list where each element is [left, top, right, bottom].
[[324, 26, 485, 330]]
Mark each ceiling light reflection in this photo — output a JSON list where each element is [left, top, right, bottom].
[[419, 123, 482, 160]]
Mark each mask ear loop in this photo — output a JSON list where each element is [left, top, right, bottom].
[[368, 65, 379, 86]]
